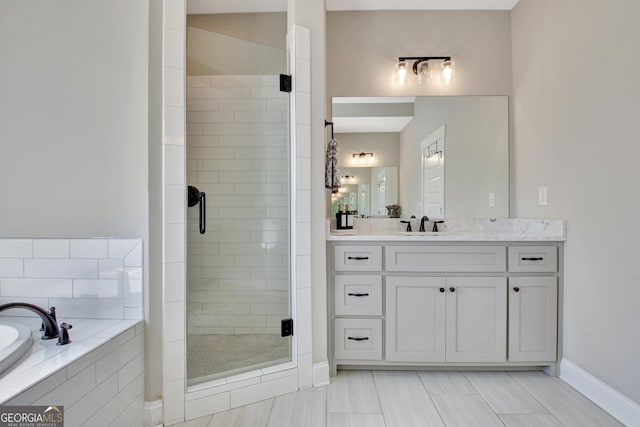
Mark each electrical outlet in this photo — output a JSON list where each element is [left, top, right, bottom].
[[538, 186, 548, 206], [489, 192, 495, 208]]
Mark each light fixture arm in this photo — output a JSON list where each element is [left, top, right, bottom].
[[398, 56, 452, 75]]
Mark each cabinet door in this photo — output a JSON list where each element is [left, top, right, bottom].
[[508, 277, 557, 362], [446, 277, 507, 362], [386, 276, 446, 362]]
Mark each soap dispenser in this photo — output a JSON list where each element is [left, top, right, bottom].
[[336, 204, 346, 229], [345, 204, 354, 229]]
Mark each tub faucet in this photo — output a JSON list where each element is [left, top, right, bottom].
[[0, 302, 61, 341], [419, 215, 430, 232]]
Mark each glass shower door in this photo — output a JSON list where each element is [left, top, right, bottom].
[[185, 73, 291, 385]]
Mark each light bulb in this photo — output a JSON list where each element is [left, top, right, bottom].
[[441, 60, 455, 84], [417, 61, 432, 84], [395, 61, 408, 85]]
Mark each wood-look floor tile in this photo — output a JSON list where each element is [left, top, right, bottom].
[[209, 399, 272, 427], [327, 370, 381, 413], [464, 371, 547, 414], [418, 371, 477, 394], [510, 371, 623, 427], [431, 394, 504, 427], [499, 414, 564, 427], [327, 413, 386, 427], [267, 390, 326, 427], [374, 374, 445, 427]]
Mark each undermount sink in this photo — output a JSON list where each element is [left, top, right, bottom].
[[398, 231, 449, 236]]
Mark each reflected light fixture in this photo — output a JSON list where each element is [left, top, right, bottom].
[[395, 56, 454, 85], [352, 152, 374, 162]]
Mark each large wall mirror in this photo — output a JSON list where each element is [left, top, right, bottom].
[[331, 96, 509, 219]]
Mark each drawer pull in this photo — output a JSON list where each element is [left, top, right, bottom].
[[513, 287, 520, 292], [347, 336, 369, 341], [439, 287, 445, 293], [348, 293, 370, 297], [449, 287, 456, 292], [521, 257, 544, 261], [347, 256, 369, 260]]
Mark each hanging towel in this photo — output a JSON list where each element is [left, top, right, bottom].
[[325, 137, 341, 193]]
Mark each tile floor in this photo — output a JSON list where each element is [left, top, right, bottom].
[[171, 369, 623, 427]]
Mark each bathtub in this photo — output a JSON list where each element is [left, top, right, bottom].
[[0, 321, 33, 375]]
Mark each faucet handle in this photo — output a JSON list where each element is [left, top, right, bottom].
[[57, 322, 72, 346], [432, 220, 445, 232], [400, 220, 412, 232]]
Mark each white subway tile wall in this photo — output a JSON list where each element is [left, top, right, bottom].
[[186, 75, 290, 336], [0, 238, 143, 320], [5, 324, 145, 426]]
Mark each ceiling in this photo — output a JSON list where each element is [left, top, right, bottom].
[[332, 97, 417, 133], [187, 0, 520, 14]]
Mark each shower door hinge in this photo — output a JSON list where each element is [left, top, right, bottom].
[[281, 318, 294, 337], [279, 74, 292, 93]]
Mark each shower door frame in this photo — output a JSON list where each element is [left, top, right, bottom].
[[159, 2, 313, 423]]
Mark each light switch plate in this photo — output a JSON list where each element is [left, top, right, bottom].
[[538, 186, 548, 206]]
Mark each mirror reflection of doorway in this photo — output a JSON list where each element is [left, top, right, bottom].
[[422, 125, 445, 218]]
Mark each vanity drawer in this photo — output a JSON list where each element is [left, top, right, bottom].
[[508, 246, 557, 272], [385, 245, 506, 272], [335, 275, 382, 316], [334, 318, 382, 360], [334, 245, 382, 271]]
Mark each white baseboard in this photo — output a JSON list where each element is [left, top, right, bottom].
[[313, 361, 330, 387], [144, 400, 163, 427], [560, 358, 640, 427]]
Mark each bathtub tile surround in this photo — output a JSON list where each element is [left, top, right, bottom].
[[0, 237, 144, 425], [2, 318, 144, 426], [0, 238, 143, 319]]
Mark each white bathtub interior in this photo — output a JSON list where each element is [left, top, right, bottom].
[[0, 322, 33, 376]]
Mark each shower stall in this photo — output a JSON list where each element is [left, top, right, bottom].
[[185, 14, 291, 385]]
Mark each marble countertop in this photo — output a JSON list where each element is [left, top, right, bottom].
[[0, 315, 142, 404], [327, 218, 566, 242]]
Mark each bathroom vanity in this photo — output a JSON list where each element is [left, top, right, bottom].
[[326, 219, 565, 375]]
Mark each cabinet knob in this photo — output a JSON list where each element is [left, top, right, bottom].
[[449, 287, 455, 292], [439, 287, 445, 293], [513, 287, 520, 292]]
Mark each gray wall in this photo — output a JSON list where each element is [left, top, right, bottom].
[[327, 10, 513, 97], [0, 1, 149, 239], [512, 0, 640, 403]]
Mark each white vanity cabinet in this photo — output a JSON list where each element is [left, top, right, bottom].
[[386, 276, 506, 363], [328, 240, 562, 374]]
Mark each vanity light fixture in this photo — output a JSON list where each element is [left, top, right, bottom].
[[352, 152, 374, 162], [395, 56, 455, 85]]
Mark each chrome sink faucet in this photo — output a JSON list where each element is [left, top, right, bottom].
[[419, 215, 430, 232]]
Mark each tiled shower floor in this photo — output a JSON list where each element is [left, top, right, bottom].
[[187, 334, 290, 382]]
